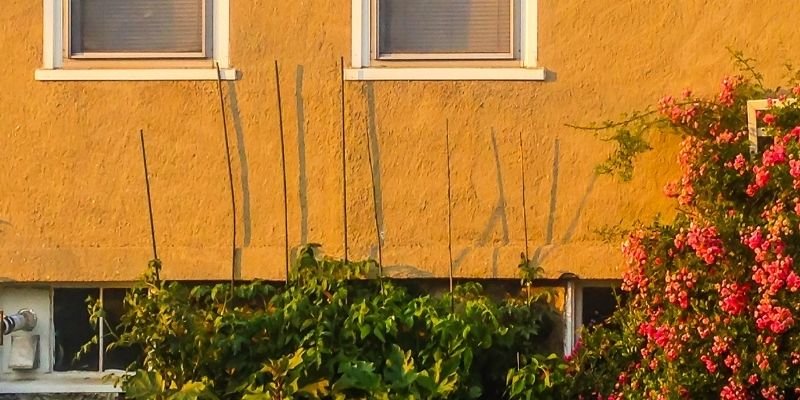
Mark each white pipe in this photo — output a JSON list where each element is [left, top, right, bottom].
[[2, 309, 37, 335]]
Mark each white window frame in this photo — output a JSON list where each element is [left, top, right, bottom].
[[747, 98, 797, 156], [563, 280, 620, 356], [36, 0, 236, 81], [346, 0, 545, 81]]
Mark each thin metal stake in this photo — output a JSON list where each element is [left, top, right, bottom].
[[518, 132, 530, 369], [139, 129, 160, 281], [519, 131, 530, 262], [274, 60, 291, 283], [339, 57, 350, 264], [518, 131, 532, 303], [215, 62, 237, 287], [445, 120, 455, 310]]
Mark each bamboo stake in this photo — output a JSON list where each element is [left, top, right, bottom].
[[139, 129, 160, 281], [274, 61, 291, 283], [445, 120, 455, 310], [339, 57, 350, 264]]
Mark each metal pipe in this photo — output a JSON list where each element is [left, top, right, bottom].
[[2, 309, 37, 335]]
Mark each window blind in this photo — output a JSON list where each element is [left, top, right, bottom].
[[378, 0, 512, 56], [70, 0, 205, 54]]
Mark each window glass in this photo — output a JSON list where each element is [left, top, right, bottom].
[[377, 0, 512, 56], [102, 288, 141, 370], [53, 288, 100, 372], [581, 287, 618, 328], [70, 0, 205, 55]]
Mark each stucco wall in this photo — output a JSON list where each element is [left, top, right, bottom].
[[0, 1, 798, 282]]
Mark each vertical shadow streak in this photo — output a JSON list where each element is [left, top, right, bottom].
[[295, 65, 309, 244], [226, 81, 252, 248], [365, 83, 385, 255]]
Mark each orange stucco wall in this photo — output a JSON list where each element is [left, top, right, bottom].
[[0, 1, 798, 283]]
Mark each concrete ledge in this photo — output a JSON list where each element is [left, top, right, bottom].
[[0, 374, 120, 394]]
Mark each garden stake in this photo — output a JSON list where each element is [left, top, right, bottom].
[[519, 131, 530, 264], [274, 60, 291, 284], [339, 57, 350, 264], [445, 120, 455, 311], [517, 131, 529, 370], [363, 102, 384, 291], [518, 131, 532, 301], [215, 62, 237, 288], [139, 129, 160, 281]]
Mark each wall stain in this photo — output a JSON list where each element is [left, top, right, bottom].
[[226, 81, 252, 248], [561, 173, 598, 244], [453, 128, 509, 277], [295, 65, 309, 244], [532, 138, 561, 263], [545, 138, 560, 245]]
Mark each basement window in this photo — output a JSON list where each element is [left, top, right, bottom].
[[53, 288, 140, 372], [563, 280, 621, 356]]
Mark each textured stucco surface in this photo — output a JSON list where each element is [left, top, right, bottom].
[[0, 1, 799, 282]]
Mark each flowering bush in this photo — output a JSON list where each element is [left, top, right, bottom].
[[565, 64, 800, 399]]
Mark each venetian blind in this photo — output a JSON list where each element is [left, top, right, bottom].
[[70, 0, 205, 54], [378, 0, 512, 56]]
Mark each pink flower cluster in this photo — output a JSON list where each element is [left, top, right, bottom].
[[589, 76, 800, 399], [755, 301, 794, 334], [665, 267, 695, 309], [684, 223, 724, 265], [717, 280, 749, 316], [718, 76, 743, 107]]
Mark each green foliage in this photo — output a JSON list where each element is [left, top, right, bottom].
[[104, 246, 563, 399]]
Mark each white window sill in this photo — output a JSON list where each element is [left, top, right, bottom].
[[35, 68, 238, 81], [344, 67, 546, 81], [0, 374, 121, 393]]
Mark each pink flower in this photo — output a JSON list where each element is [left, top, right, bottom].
[[718, 281, 750, 316], [754, 166, 770, 187], [686, 224, 724, 265], [762, 144, 786, 166], [763, 113, 776, 126]]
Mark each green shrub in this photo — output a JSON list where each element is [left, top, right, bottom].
[[100, 246, 564, 399]]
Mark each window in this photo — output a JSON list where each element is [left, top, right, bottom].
[[347, 0, 545, 81], [37, 0, 235, 81], [376, 0, 514, 60], [53, 288, 140, 372], [747, 99, 797, 156], [563, 280, 621, 356]]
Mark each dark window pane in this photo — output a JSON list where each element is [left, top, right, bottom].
[[581, 287, 618, 327], [102, 289, 142, 370], [53, 288, 100, 371]]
